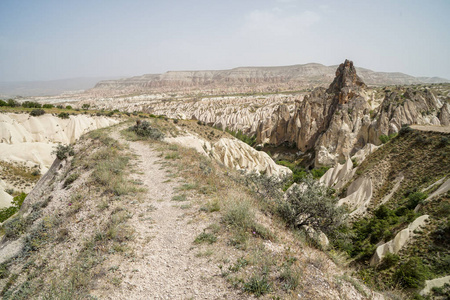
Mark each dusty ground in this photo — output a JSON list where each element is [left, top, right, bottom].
[[411, 124, 450, 133], [91, 129, 246, 299]]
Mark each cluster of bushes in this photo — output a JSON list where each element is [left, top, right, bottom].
[[225, 128, 256, 146], [379, 132, 398, 144], [0, 99, 72, 110], [52, 144, 75, 160], [29, 109, 45, 116], [334, 192, 426, 261], [127, 120, 164, 140], [276, 160, 330, 185], [57, 112, 70, 119], [0, 99, 20, 107], [246, 173, 345, 237]]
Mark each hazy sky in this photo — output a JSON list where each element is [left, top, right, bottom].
[[0, 0, 449, 81]]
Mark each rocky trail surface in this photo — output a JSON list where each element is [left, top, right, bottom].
[[92, 128, 245, 299]]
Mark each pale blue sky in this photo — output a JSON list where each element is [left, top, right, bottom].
[[0, 0, 449, 81]]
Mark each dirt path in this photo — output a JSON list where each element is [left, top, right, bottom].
[[411, 124, 450, 133], [96, 131, 244, 299]]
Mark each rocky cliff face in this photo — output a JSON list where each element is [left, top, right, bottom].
[[89, 63, 449, 96], [256, 60, 450, 166]]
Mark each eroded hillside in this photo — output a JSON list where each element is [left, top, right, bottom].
[[320, 127, 450, 298], [0, 112, 118, 209], [0, 119, 380, 299]]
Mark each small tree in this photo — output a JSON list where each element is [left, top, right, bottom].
[[7, 99, 20, 107], [278, 175, 345, 235]]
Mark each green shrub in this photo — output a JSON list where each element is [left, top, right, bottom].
[[194, 232, 217, 244], [222, 199, 254, 230], [53, 144, 75, 160], [128, 120, 164, 140], [279, 265, 301, 290], [406, 192, 427, 209], [0, 193, 27, 222], [2, 215, 27, 239], [399, 124, 412, 135], [311, 166, 331, 179], [7, 99, 20, 107], [378, 253, 400, 270], [278, 175, 345, 235], [394, 257, 430, 288], [22, 101, 42, 108], [63, 173, 80, 188], [0, 100, 7, 107], [379, 133, 397, 144], [42, 104, 54, 109], [66, 105, 73, 110], [56, 110, 68, 117], [82, 104, 90, 110], [29, 109, 45, 116], [243, 274, 272, 296], [225, 129, 256, 146]]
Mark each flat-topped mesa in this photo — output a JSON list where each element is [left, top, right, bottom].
[[327, 59, 367, 104]]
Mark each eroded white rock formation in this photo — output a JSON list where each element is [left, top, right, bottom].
[[0, 113, 118, 207], [420, 275, 450, 296], [338, 177, 373, 216], [164, 134, 291, 178], [211, 138, 292, 177], [370, 215, 429, 266]]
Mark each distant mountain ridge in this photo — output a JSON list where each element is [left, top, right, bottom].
[[91, 63, 449, 94], [0, 77, 122, 98]]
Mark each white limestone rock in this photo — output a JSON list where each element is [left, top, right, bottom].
[[370, 215, 429, 266]]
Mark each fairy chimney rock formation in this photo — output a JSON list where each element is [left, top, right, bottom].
[[327, 59, 367, 105]]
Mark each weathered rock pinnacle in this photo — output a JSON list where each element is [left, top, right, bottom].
[[327, 59, 366, 104]]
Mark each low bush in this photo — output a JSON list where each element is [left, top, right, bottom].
[[63, 173, 80, 188], [379, 133, 398, 144], [57, 112, 69, 119], [243, 274, 272, 296], [194, 232, 217, 244], [53, 144, 75, 160], [225, 129, 256, 146], [42, 104, 54, 109], [310, 166, 331, 179], [29, 109, 45, 116], [394, 257, 430, 288], [128, 120, 164, 140], [278, 175, 345, 235]]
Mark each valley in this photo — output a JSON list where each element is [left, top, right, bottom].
[[0, 60, 449, 299]]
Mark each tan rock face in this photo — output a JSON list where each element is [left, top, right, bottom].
[[255, 60, 450, 166]]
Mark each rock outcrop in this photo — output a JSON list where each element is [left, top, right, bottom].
[[0, 179, 13, 208], [420, 275, 450, 296], [256, 60, 450, 166], [211, 138, 292, 177], [338, 176, 373, 216], [165, 134, 291, 178], [370, 215, 429, 265], [0, 113, 118, 170], [0, 113, 118, 208]]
